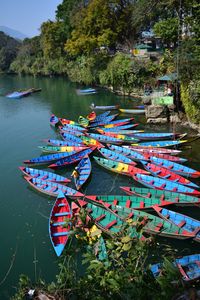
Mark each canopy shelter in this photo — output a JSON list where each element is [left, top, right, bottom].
[[157, 73, 177, 82]]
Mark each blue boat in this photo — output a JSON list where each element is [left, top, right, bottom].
[[151, 253, 200, 282], [24, 176, 84, 197], [97, 129, 144, 135], [86, 133, 123, 145], [78, 88, 97, 95], [153, 206, 200, 242], [108, 144, 146, 161], [44, 139, 83, 147], [98, 148, 136, 165], [60, 132, 84, 144], [89, 114, 118, 127], [59, 127, 85, 136], [72, 155, 92, 190], [6, 90, 32, 99], [24, 150, 78, 165], [50, 114, 59, 127], [99, 124, 138, 131], [91, 111, 111, 122], [49, 147, 95, 169], [140, 161, 199, 188], [150, 157, 200, 178], [132, 132, 186, 141], [19, 166, 71, 184], [61, 124, 86, 132], [49, 192, 72, 256], [132, 139, 187, 148], [133, 174, 200, 196]]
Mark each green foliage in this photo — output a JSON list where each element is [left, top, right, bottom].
[[99, 53, 147, 94], [153, 18, 179, 47], [40, 21, 67, 59], [11, 274, 31, 300], [0, 31, 20, 71], [181, 81, 200, 124]]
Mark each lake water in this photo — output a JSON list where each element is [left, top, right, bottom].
[[0, 75, 200, 298]]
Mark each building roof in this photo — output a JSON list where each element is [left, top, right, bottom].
[[157, 73, 177, 82], [134, 44, 152, 49]]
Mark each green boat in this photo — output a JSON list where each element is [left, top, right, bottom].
[[93, 156, 149, 176], [75, 199, 194, 239], [85, 194, 197, 209], [120, 187, 200, 205]]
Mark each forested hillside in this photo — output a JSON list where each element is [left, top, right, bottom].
[[0, 31, 20, 72]]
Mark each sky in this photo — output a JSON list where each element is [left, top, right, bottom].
[[0, 0, 63, 37]]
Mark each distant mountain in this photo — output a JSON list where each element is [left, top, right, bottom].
[[0, 26, 27, 40]]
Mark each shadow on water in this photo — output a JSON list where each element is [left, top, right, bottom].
[[0, 74, 200, 298]]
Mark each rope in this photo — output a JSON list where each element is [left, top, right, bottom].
[[0, 244, 18, 286]]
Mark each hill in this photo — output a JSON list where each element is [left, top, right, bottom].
[[0, 31, 20, 71], [0, 26, 27, 40]]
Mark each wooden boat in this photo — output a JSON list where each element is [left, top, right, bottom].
[[23, 150, 78, 165], [119, 108, 145, 114], [151, 253, 200, 282], [19, 166, 71, 184], [99, 124, 139, 131], [49, 147, 95, 169], [86, 133, 123, 145], [6, 90, 32, 99], [74, 199, 142, 238], [80, 199, 194, 239], [72, 155, 91, 190], [90, 103, 119, 110], [132, 174, 200, 196], [24, 176, 84, 197], [93, 156, 149, 176], [59, 127, 85, 137], [96, 129, 144, 135], [80, 136, 104, 148], [43, 139, 83, 147], [85, 194, 196, 210], [152, 206, 200, 242], [98, 148, 136, 165], [102, 118, 134, 128], [59, 118, 79, 126], [91, 111, 111, 122], [49, 192, 72, 256], [108, 205, 194, 239], [120, 186, 200, 205], [89, 114, 119, 127], [78, 116, 89, 127], [50, 114, 59, 127], [78, 88, 97, 94], [38, 145, 88, 153], [124, 145, 181, 155], [108, 144, 147, 162], [60, 124, 86, 132], [150, 157, 200, 178], [142, 152, 187, 163], [140, 161, 199, 188], [132, 132, 186, 141], [95, 132, 139, 143], [132, 139, 187, 148], [87, 111, 96, 121], [60, 132, 84, 144]]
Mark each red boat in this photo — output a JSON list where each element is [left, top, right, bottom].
[[49, 192, 72, 256]]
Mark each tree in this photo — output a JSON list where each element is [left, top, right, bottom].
[[153, 18, 179, 48]]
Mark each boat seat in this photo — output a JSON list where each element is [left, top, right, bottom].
[[41, 175, 49, 180], [160, 183, 166, 189], [39, 183, 48, 189], [52, 221, 66, 226], [154, 222, 163, 232], [149, 180, 155, 185], [54, 212, 71, 217], [58, 203, 66, 207], [177, 220, 186, 228], [172, 187, 178, 192], [49, 186, 59, 193], [126, 200, 131, 208], [52, 231, 69, 237], [113, 199, 118, 206], [147, 193, 152, 198], [105, 220, 117, 229], [140, 201, 145, 208], [95, 214, 106, 222], [160, 195, 165, 201], [163, 174, 171, 179]]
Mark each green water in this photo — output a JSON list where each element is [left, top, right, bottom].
[[0, 75, 200, 298]]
